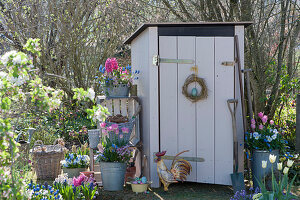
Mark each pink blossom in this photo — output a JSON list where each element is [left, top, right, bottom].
[[107, 126, 113, 132], [259, 124, 264, 130], [111, 124, 118, 130], [251, 124, 256, 130], [105, 58, 118, 73], [270, 120, 274, 125], [121, 127, 129, 133], [258, 112, 264, 119], [115, 129, 119, 135], [120, 134, 123, 139], [251, 119, 255, 124], [102, 129, 108, 136], [100, 122, 106, 128], [73, 174, 86, 187], [261, 115, 268, 124]]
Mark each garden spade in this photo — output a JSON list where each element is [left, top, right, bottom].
[[227, 99, 245, 193]]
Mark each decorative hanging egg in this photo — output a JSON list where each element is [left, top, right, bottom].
[[191, 87, 198, 97]]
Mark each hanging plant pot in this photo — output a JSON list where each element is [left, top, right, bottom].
[[88, 129, 100, 149], [99, 162, 126, 191], [105, 84, 129, 98]]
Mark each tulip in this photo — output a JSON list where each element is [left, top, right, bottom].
[[251, 124, 256, 129], [111, 124, 118, 130], [261, 115, 268, 124], [258, 124, 264, 130], [269, 154, 276, 164], [251, 119, 256, 124], [287, 159, 294, 167], [277, 162, 282, 171], [119, 134, 123, 139], [100, 122, 106, 128], [283, 167, 289, 174], [262, 160, 267, 169], [270, 120, 274, 125], [258, 112, 264, 119]]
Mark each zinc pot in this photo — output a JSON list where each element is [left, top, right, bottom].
[[63, 168, 88, 178], [105, 84, 129, 98], [251, 149, 279, 189], [100, 162, 126, 191], [88, 129, 100, 149]]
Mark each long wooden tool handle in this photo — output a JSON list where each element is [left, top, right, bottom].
[[234, 35, 247, 132]]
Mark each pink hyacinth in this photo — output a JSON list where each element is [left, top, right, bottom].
[[259, 124, 264, 130], [73, 174, 86, 187], [100, 122, 106, 128], [111, 124, 118, 130], [261, 115, 268, 124], [270, 120, 274, 125], [121, 127, 129, 134], [105, 58, 118, 73], [258, 112, 264, 119], [251, 123, 256, 130], [251, 119, 255, 124]]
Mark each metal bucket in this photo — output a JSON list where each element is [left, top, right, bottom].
[[100, 162, 126, 191], [63, 168, 88, 178], [252, 150, 279, 189], [105, 84, 129, 98], [88, 129, 100, 149]]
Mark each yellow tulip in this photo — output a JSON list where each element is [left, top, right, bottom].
[[262, 160, 267, 169], [277, 162, 282, 171], [283, 167, 289, 174], [269, 154, 276, 164], [287, 159, 294, 168]]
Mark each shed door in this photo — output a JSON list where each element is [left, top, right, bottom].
[[159, 36, 234, 185]]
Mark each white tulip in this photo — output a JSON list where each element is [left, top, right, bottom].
[[287, 159, 294, 167], [277, 162, 282, 171], [262, 160, 267, 169], [283, 167, 289, 174], [269, 154, 276, 164]]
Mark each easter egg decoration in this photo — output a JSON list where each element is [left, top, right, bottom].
[[141, 176, 147, 184], [191, 87, 198, 97]]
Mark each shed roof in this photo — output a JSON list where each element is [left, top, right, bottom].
[[124, 22, 253, 44]]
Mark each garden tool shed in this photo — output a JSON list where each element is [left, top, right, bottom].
[[124, 22, 252, 187]]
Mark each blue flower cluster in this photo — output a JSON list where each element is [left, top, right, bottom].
[[231, 187, 261, 200], [27, 181, 61, 200], [61, 153, 90, 168]]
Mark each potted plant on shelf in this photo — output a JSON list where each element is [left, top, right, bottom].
[[61, 145, 90, 178], [96, 124, 132, 191], [245, 112, 286, 188], [96, 58, 139, 98]]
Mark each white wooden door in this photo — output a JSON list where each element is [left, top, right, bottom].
[[159, 36, 234, 185]]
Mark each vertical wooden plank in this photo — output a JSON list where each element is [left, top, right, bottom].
[[113, 99, 121, 115], [128, 99, 134, 119], [195, 37, 215, 183], [235, 26, 245, 173], [177, 36, 197, 182], [159, 36, 178, 174], [214, 37, 234, 185], [120, 99, 128, 117], [148, 27, 159, 187], [106, 100, 113, 116]]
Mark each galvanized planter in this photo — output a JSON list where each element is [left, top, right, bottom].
[[251, 150, 279, 189], [88, 129, 100, 149], [100, 162, 126, 191], [105, 84, 129, 98]]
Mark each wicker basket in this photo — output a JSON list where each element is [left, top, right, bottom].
[[32, 140, 64, 180]]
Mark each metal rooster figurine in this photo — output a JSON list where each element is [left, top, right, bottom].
[[155, 150, 192, 191]]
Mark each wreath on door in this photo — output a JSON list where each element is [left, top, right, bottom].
[[182, 74, 208, 102]]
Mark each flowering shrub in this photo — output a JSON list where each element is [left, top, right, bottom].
[[61, 153, 90, 169], [96, 57, 139, 87], [245, 112, 285, 151]]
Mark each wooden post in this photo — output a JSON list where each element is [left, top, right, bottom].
[[296, 94, 300, 152]]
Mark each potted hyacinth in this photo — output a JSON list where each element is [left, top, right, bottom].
[[60, 146, 90, 178], [96, 58, 139, 98], [96, 123, 132, 191], [245, 112, 286, 188]]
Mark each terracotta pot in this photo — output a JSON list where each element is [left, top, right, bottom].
[[80, 171, 94, 178], [125, 166, 136, 182]]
